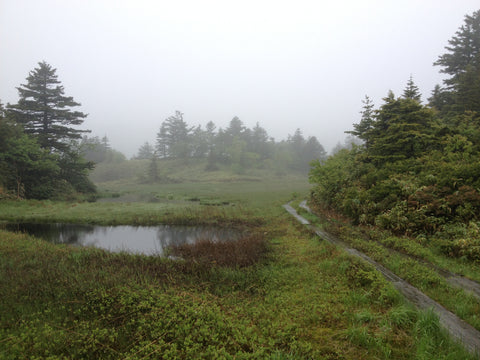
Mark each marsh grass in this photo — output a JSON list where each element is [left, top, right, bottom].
[[1, 220, 477, 359], [1, 175, 477, 358]]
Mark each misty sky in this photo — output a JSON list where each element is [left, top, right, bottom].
[[1, 1, 479, 157]]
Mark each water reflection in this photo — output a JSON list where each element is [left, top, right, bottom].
[[1, 223, 241, 256]]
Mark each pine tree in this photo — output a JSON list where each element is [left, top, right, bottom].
[[7, 61, 88, 152]]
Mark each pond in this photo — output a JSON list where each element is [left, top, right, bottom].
[[1, 223, 242, 256]]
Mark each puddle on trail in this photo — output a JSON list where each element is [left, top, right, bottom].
[[2, 223, 242, 256]]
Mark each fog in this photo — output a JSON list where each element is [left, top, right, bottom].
[[1, 0, 478, 157]]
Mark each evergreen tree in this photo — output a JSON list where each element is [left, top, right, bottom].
[[156, 124, 168, 158], [289, 128, 305, 154], [346, 95, 375, 147], [7, 61, 88, 152], [148, 154, 160, 182], [303, 136, 326, 165], [250, 122, 272, 159], [434, 10, 480, 112], [191, 125, 209, 158], [57, 147, 96, 194], [434, 10, 480, 87], [0, 105, 60, 199], [402, 75, 422, 102], [205, 121, 217, 155], [136, 141, 155, 160], [156, 111, 192, 159], [80, 136, 107, 163], [455, 60, 480, 112], [225, 117, 245, 138], [367, 93, 437, 165], [3, 62, 95, 199], [428, 84, 454, 112], [204, 121, 219, 170]]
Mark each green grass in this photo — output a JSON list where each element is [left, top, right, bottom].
[[306, 203, 480, 335], [0, 173, 477, 358], [1, 222, 474, 359], [0, 177, 310, 227]]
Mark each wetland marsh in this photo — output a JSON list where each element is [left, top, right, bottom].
[[1, 174, 478, 359]]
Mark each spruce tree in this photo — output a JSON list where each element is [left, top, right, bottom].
[[136, 142, 155, 160], [367, 94, 436, 165], [434, 10, 480, 87], [156, 111, 192, 159], [402, 75, 422, 102], [346, 95, 375, 147], [8, 61, 88, 152], [434, 10, 480, 112]]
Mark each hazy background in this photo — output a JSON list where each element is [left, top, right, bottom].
[[1, 0, 479, 157]]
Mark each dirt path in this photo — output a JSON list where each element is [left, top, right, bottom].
[[284, 202, 480, 355]]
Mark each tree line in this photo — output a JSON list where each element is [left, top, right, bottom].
[[309, 10, 480, 261], [0, 61, 328, 198], [131, 111, 326, 178]]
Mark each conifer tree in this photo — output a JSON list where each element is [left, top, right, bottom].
[[402, 75, 422, 102], [156, 111, 192, 159], [136, 142, 155, 160], [8, 61, 88, 152], [434, 10, 480, 112], [428, 84, 454, 112], [434, 10, 480, 87], [367, 93, 436, 164], [346, 95, 375, 147]]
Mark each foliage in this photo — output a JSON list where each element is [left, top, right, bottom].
[[310, 11, 480, 263], [1, 62, 96, 199], [0, 109, 60, 199]]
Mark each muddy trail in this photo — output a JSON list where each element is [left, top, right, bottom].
[[284, 202, 480, 355]]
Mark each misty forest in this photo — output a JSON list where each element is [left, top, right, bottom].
[[1, 9, 480, 360]]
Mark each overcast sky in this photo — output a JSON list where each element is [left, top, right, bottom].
[[1, 1, 479, 157]]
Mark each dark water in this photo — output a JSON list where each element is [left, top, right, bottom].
[[2, 223, 241, 256]]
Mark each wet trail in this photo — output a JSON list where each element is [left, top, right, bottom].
[[284, 202, 480, 355], [298, 201, 480, 301]]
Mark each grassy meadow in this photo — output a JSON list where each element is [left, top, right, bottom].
[[0, 160, 477, 359]]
